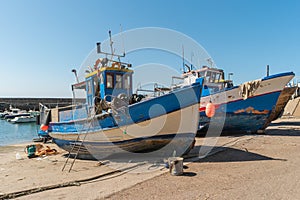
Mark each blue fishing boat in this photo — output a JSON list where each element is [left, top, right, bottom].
[[42, 43, 204, 160], [176, 66, 295, 134]]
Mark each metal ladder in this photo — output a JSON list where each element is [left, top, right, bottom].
[[62, 109, 98, 172], [62, 96, 122, 172]]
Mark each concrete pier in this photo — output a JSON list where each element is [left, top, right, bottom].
[[0, 97, 77, 111]]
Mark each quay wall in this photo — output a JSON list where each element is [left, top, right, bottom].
[[0, 98, 78, 111], [284, 96, 300, 117]]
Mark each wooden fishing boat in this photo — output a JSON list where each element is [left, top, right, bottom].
[[177, 66, 295, 134], [41, 43, 204, 160]]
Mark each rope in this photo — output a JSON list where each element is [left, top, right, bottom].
[[0, 162, 145, 199]]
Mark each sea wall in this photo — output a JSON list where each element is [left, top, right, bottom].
[[283, 96, 300, 117], [0, 98, 80, 111]]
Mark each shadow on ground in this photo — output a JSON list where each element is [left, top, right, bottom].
[[63, 141, 288, 164], [264, 128, 300, 136], [190, 145, 286, 163]]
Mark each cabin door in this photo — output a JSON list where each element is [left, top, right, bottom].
[[86, 77, 95, 114]]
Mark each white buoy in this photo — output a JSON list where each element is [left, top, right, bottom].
[[16, 152, 22, 160]]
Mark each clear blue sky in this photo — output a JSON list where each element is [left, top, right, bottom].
[[0, 0, 299, 97]]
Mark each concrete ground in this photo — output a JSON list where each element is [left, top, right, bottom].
[[0, 117, 299, 200]]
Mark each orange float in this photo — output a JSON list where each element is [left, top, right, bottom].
[[40, 124, 49, 132], [205, 102, 216, 118]]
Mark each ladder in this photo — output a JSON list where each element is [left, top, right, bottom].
[[62, 109, 98, 172]]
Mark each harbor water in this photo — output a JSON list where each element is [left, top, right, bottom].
[[0, 119, 39, 146]]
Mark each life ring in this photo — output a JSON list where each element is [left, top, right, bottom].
[[112, 62, 121, 68], [94, 58, 101, 69]]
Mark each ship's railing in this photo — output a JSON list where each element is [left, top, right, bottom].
[[135, 83, 171, 98]]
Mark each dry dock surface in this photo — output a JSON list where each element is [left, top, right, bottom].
[[1, 117, 300, 199]]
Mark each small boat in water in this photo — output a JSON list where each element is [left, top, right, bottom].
[[0, 111, 9, 119], [41, 42, 204, 160], [4, 107, 30, 121], [10, 115, 37, 123], [9, 110, 39, 123], [177, 66, 295, 134]]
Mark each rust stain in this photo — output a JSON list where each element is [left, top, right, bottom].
[[234, 107, 269, 115]]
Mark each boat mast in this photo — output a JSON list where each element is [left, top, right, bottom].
[[96, 31, 125, 59], [182, 45, 185, 73], [109, 30, 114, 63]]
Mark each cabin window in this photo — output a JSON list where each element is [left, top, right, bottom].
[[87, 80, 92, 94], [206, 71, 211, 83], [211, 72, 216, 82], [215, 73, 221, 82], [106, 73, 114, 88], [94, 76, 100, 97], [124, 74, 131, 89], [115, 74, 122, 89], [198, 71, 205, 78]]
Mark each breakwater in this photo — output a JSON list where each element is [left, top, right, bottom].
[[0, 98, 78, 111]]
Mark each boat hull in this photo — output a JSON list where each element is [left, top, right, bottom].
[[52, 103, 199, 160], [10, 116, 37, 123], [199, 72, 295, 133], [4, 113, 30, 119], [53, 133, 195, 160]]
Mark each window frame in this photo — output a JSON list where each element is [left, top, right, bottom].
[[115, 73, 123, 89], [106, 73, 114, 89], [123, 74, 131, 89]]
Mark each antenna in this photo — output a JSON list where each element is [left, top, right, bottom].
[[108, 30, 115, 63], [191, 52, 194, 70], [207, 58, 213, 68], [109, 30, 114, 55], [95, 30, 125, 58], [185, 64, 191, 72], [182, 45, 185, 73], [120, 24, 126, 57]]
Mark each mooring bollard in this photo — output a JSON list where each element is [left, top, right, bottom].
[[168, 157, 183, 176]]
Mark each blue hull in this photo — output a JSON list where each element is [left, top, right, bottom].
[[199, 91, 281, 133]]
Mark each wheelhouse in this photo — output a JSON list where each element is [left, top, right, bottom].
[[180, 66, 233, 95], [84, 61, 133, 104]]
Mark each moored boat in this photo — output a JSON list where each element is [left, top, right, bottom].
[[0, 111, 9, 119], [4, 107, 30, 120], [10, 115, 37, 123]]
